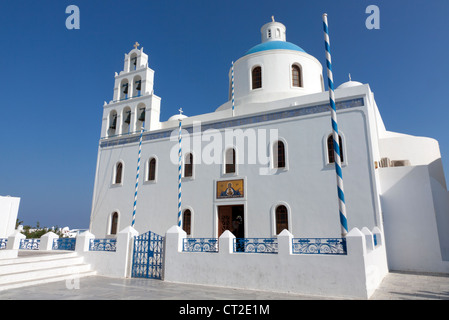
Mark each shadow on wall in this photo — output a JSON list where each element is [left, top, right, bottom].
[[379, 163, 449, 273]]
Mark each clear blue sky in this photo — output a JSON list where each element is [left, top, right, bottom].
[[0, 1, 448, 229]]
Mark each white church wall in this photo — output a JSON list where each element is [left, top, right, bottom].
[[379, 133, 442, 166], [429, 176, 449, 260], [0, 196, 20, 239], [379, 165, 449, 274], [90, 95, 383, 240], [232, 50, 324, 105], [163, 225, 388, 299]]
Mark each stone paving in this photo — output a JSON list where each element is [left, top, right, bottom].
[[0, 271, 448, 300]]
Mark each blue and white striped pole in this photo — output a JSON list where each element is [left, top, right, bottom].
[[231, 61, 235, 117], [323, 13, 348, 237], [131, 125, 144, 227], [177, 108, 183, 228]]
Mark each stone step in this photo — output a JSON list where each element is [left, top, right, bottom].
[[0, 270, 97, 292], [0, 251, 78, 265], [0, 263, 93, 285], [0, 251, 96, 291], [0, 255, 84, 274]]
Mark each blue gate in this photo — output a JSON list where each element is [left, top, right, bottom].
[[131, 230, 164, 279]]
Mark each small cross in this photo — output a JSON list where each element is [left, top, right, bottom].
[[179, 108, 183, 115], [133, 42, 140, 49], [349, 73, 352, 81], [271, 16, 275, 22]]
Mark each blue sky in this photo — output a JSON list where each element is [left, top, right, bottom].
[[0, 1, 447, 229]]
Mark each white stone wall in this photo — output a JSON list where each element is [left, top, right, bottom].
[[163, 225, 388, 299], [379, 165, 449, 274], [0, 196, 20, 239]]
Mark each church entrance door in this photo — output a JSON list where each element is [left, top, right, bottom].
[[217, 205, 244, 238]]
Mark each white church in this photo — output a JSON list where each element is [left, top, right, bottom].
[[2, 18, 448, 299], [89, 17, 449, 274]]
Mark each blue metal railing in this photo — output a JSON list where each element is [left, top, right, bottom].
[[233, 238, 278, 254], [0, 239, 7, 250], [292, 238, 347, 255], [19, 239, 40, 250], [53, 238, 76, 251], [89, 239, 117, 252], [183, 238, 218, 253]]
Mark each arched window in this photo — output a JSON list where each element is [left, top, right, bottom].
[[122, 107, 131, 134], [183, 209, 191, 235], [120, 79, 129, 100], [184, 153, 193, 178], [327, 134, 344, 164], [137, 104, 146, 130], [292, 65, 302, 87], [133, 75, 142, 97], [130, 53, 137, 71], [274, 140, 286, 168], [108, 110, 118, 137], [110, 212, 119, 235], [148, 158, 156, 181], [225, 148, 236, 174], [252, 66, 262, 90], [115, 162, 123, 184], [275, 205, 289, 235]]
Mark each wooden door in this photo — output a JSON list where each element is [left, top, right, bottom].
[[218, 206, 233, 237]]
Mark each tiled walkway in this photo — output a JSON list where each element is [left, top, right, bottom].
[[0, 271, 448, 300]]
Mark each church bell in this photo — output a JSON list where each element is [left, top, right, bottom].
[[124, 111, 131, 124], [109, 115, 117, 129], [138, 109, 145, 121]]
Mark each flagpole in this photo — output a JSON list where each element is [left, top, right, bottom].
[[131, 125, 144, 228], [323, 13, 348, 237], [177, 108, 183, 228], [231, 61, 235, 117]]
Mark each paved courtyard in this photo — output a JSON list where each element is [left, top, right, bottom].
[[0, 271, 448, 300]]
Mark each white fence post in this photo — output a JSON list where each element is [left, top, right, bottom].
[[40, 232, 60, 251], [219, 230, 235, 255], [117, 226, 139, 278], [361, 227, 375, 252], [6, 230, 25, 250], [75, 231, 95, 252], [277, 229, 293, 256]]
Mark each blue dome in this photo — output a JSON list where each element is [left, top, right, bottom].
[[245, 41, 306, 56]]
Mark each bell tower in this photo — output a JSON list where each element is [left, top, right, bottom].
[[101, 42, 161, 138]]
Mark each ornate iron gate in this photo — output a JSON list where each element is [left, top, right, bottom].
[[131, 230, 164, 279]]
